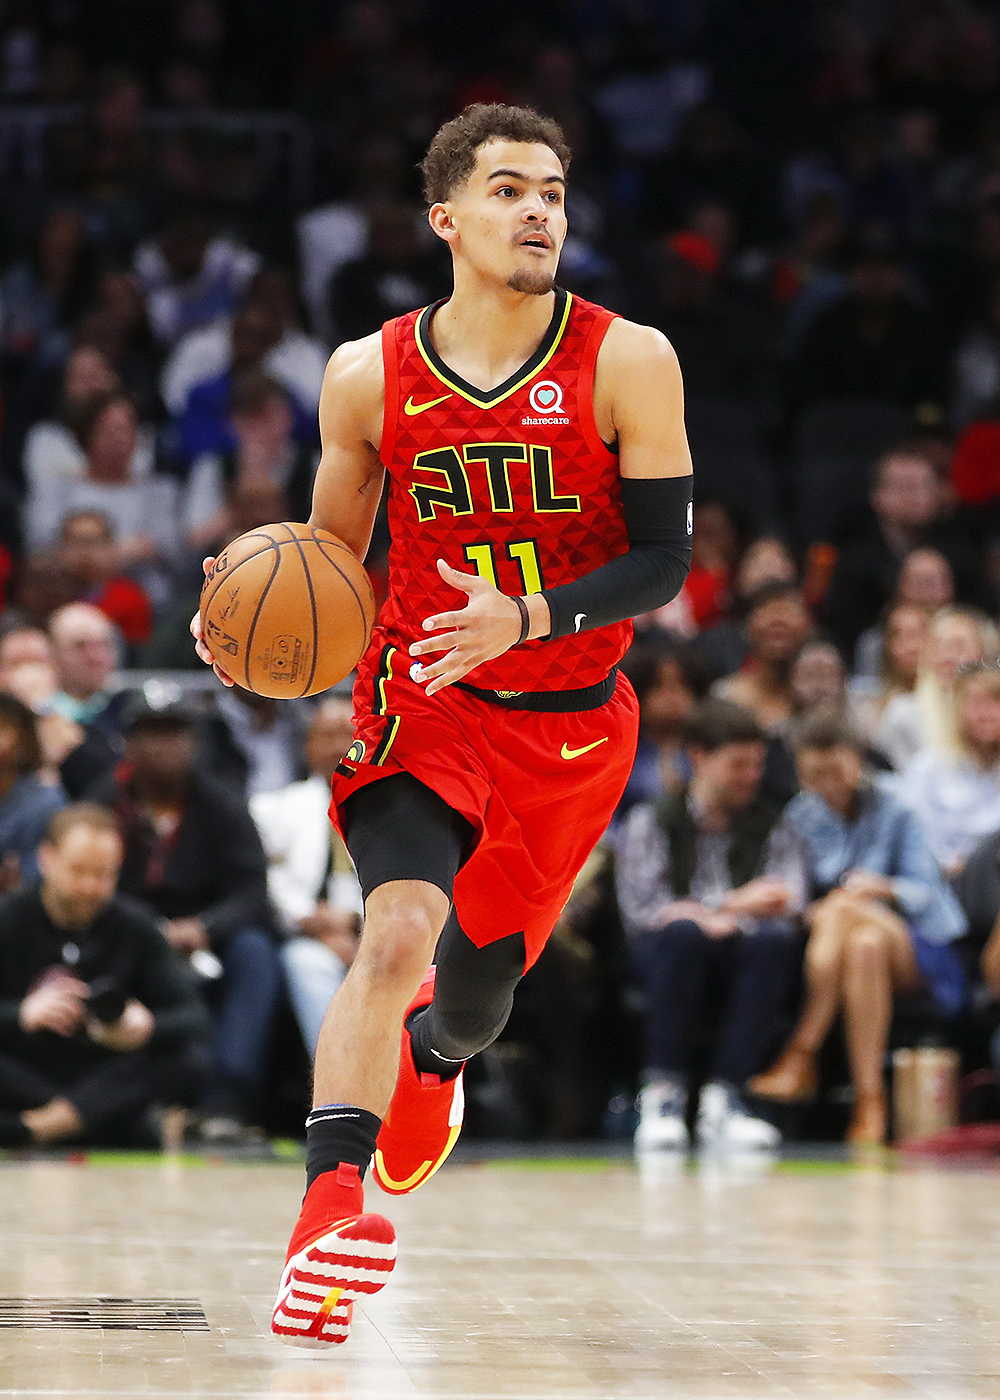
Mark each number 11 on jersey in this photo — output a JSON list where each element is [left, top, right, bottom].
[[462, 539, 544, 594]]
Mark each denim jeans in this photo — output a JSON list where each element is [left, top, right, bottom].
[[631, 917, 801, 1086], [201, 926, 283, 1117], [281, 936, 350, 1060]]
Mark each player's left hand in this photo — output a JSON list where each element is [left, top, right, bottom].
[[408, 559, 525, 696]]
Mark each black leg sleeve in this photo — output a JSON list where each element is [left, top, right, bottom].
[[410, 910, 528, 1073]]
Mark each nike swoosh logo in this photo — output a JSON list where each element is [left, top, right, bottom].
[[404, 393, 452, 415], [560, 738, 608, 761]]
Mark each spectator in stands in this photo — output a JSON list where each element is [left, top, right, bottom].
[[0, 626, 56, 711], [2, 553, 75, 635], [134, 210, 259, 346], [48, 602, 131, 799], [713, 581, 814, 731], [182, 371, 316, 549], [853, 546, 954, 678], [161, 266, 327, 426], [94, 702, 281, 1141], [735, 537, 798, 595], [58, 511, 153, 649], [691, 537, 799, 681], [0, 803, 208, 1145], [328, 203, 449, 343], [616, 636, 711, 825], [22, 344, 127, 508], [851, 601, 929, 747], [25, 391, 179, 570], [617, 699, 806, 1152], [0, 695, 65, 891], [819, 446, 983, 659], [0, 208, 98, 375], [748, 717, 968, 1144], [0, 626, 80, 787], [296, 134, 413, 339], [643, 499, 747, 637], [898, 664, 1000, 876], [787, 639, 854, 727], [174, 300, 315, 464], [81, 271, 163, 423], [959, 830, 1000, 1081], [250, 698, 361, 1057], [875, 605, 998, 771], [78, 68, 153, 258], [199, 684, 305, 798]]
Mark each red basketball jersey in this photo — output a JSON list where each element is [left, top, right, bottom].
[[378, 287, 632, 693]]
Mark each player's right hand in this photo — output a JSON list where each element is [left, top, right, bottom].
[[190, 556, 236, 687]]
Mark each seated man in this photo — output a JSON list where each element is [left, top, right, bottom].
[[48, 602, 133, 798], [250, 698, 362, 1059], [0, 803, 208, 1146], [93, 701, 282, 1141], [616, 698, 807, 1151]]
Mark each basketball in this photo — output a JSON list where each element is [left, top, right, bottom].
[[199, 522, 376, 699]]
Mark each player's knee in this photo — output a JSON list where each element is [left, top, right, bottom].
[[355, 903, 440, 985], [431, 996, 515, 1061]]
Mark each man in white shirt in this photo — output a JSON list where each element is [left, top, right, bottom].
[[250, 699, 361, 1056]]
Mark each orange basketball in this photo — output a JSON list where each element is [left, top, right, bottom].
[[199, 522, 376, 699]]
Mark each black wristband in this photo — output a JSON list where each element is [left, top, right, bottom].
[[511, 594, 530, 645]]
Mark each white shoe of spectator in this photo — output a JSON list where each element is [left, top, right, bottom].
[[695, 1082, 781, 1150], [635, 1079, 689, 1151]]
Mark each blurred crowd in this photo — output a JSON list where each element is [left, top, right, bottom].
[[5, 0, 1000, 1149]]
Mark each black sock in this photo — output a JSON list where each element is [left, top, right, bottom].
[[305, 1105, 382, 1192], [0, 1111, 31, 1147], [408, 1006, 464, 1082]]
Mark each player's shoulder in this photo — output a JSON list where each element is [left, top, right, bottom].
[[598, 315, 679, 372], [320, 331, 384, 421], [324, 330, 384, 386]]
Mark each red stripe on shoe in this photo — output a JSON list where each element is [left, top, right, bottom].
[[271, 1213, 396, 1350]]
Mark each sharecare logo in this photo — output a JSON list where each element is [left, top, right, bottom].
[[529, 380, 564, 415]]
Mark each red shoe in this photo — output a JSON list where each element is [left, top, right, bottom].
[[271, 1163, 396, 1348], [372, 967, 465, 1195]]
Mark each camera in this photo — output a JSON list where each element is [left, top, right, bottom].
[[86, 976, 127, 1025]]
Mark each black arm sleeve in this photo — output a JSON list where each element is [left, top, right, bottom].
[[539, 474, 693, 640]]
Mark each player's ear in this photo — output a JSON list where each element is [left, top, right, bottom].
[[428, 203, 457, 244]]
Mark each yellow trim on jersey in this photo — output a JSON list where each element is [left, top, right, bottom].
[[373, 713, 401, 766], [414, 291, 573, 409], [374, 645, 397, 716]]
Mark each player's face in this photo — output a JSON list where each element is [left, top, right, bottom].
[[439, 140, 567, 294]]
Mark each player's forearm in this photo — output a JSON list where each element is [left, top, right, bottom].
[[539, 475, 693, 639], [308, 500, 380, 564]]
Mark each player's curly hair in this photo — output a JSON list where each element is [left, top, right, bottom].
[[420, 103, 571, 205]]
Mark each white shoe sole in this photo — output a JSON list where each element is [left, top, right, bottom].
[[271, 1213, 396, 1349]]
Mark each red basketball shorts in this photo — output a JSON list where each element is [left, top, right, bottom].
[[329, 638, 638, 969]]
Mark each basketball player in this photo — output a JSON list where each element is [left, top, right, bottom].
[[194, 104, 693, 1346]]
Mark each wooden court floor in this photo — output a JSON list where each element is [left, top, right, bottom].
[[0, 1148, 998, 1399]]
